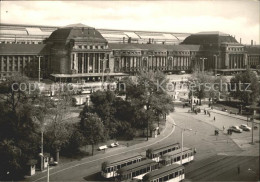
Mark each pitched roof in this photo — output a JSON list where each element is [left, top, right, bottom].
[[0, 44, 49, 55]]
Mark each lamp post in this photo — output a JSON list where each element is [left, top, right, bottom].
[[246, 105, 259, 145], [200, 57, 207, 74], [173, 124, 192, 165], [189, 80, 195, 111], [36, 55, 43, 83], [33, 116, 46, 171]]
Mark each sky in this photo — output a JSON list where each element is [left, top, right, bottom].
[[0, 0, 259, 44]]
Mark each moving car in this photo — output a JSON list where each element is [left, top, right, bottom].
[[229, 126, 242, 133], [239, 124, 251, 131]]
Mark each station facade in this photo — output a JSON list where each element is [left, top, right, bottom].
[[0, 23, 259, 81]]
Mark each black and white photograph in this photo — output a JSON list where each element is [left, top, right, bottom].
[[0, 0, 259, 181]]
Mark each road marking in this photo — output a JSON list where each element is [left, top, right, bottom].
[[33, 119, 176, 181]]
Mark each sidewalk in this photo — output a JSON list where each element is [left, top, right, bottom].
[[202, 105, 260, 124], [176, 107, 259, 152]]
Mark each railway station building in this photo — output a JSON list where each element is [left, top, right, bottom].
[[0, 23, 259, 81]]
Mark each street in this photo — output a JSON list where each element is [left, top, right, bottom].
[[25, 107, 259, 182]]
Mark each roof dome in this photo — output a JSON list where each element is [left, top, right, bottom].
[[47, 23, 107, 44], [181, 31, 238, 46]]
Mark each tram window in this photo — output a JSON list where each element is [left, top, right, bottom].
[[127, 161, 132, 165], [133, 171, 136, 177], [168, 149, 171, 152], [107, 168, 110, 173], [164, 175, 169, 181], [185, 154, 188, 158], [147, 166, 150, 171], [136, 170, 140, 176], [175, 171, 178, 177], [169, 173, 174, 179], [182, 155, 185, 159], [177, 156, 180, 161], [133, 160, 136, 163], [122, 163, 126, 167], [117, 165, 120, 169], [159, 177, 163, 182]]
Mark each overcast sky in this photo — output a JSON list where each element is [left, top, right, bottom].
[[1, 0, 259, 44]]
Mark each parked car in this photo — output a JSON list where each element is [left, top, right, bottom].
[[110, 142, 119, 148], [229, 126, 242, 133], [98, 145, 108, 150], [239, 124, 251, 131]]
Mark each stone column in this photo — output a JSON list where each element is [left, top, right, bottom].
[[81, 53, 84, 74], [6, 56, 10, 72], [18, 56, 20, 72], [73, 53, 78, 73], [12, 56, 15, 72], [87, 53, 89, 73], [93, 53, 96, 73], [225, 53, 229, 69]]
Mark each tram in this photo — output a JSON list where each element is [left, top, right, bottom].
[[117, 159, 158, 181], [142, 164, 185, 182], [146, 142, 180, 162], [101, 153, 143, 178], [161, 147, 195, 166]]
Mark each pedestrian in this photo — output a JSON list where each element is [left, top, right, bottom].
[[237, 165, 240, 174], [204, 110, 206, 115], [223, 126, 225, 131], [214, 116, 216, 121]]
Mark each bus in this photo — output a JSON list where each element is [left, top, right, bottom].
[[142, 164, 185, 182], [117, 159, 158, 181], [101, 153, 144, 178], [146, 143, 180, 162], [161, 147, 195, 166]]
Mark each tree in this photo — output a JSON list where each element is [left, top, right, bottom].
[[188, 71, 228, 105], [0, 75, 41, 179], [230, 69, 260, 104], [80, 113, 107, 155], [124, 70, 174, 140]]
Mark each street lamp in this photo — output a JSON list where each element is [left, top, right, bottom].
[[188, 80, 195, 111], [246, 105, 259, 145], [33, 116, 46, 171], [36, 55, 43, 83], [200, 57, 207, 73], [172, 123, 192, 165]]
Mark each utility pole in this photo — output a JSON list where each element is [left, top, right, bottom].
[[37, 55, 43, 83]]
